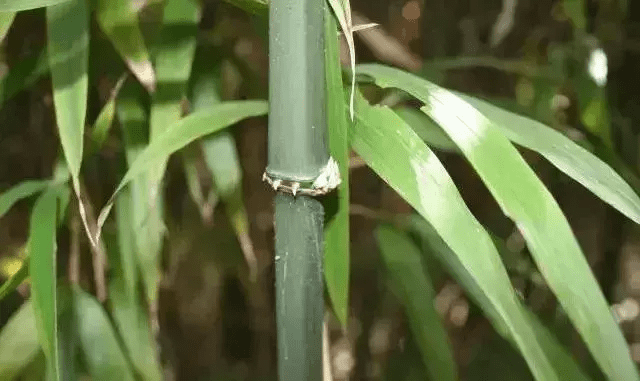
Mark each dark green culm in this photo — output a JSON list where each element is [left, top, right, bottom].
[[267, 0, 328, 379]]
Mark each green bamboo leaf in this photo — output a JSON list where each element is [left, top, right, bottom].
[[95, 0, 155, 91], [17, 352, 47, 381], [115, 80, 164, 305], [98, 101, 268, 243], [189, 48, 257, 278], [375, 225, 457, 381], [223, 0, 268, 16], [0, 11, 15, 41], [350, 92, 558, 381], [326, 0, 355, 119], [90, 75, 126, 151], [410, 216, 592, 380], [0, 0, 69, 11], [323, 10, 350, 327], [109, 193, 162, 381], [356, 64, 639, 381], [46, 0, 88, 185], [0, 180, 50, 217], [72, 286, 136, 381], [0, 259, 28, 301], [454, 92, 640, 225], [0, 301, 40, 380], [394, 107, 458, 152], [0, 47, 49, 105], [28, 188, 60, 381]]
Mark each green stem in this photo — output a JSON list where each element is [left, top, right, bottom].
[[268, 0, 327, 380]]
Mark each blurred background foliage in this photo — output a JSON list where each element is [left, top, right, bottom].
[[1, 0, 640, 380]]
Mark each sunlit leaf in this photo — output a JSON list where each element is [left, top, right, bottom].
[[28, 188, 60, 381], [0, 0, 69, 11], [72, 286, 136, 380], [350, 91, 558, 380], [375, 225, 457, 381], [46, 0, 92, 249], [95, 0, 155, 91], [356, 63, 639, 381], [46, 0, 88, 185], [454, 92, 640, 225], [410, 216, 592, 380], [0, 11, 15, 41], [0, 301, 40, 380], [0, 258, 28, 301], [327, 0, 356, 119], [323, 9, 350, 327]]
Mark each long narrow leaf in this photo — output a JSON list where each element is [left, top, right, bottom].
[[0, 11, 15, 41], [0, 0, 69, 11], [350, 92, 558, 381], [98, 101, 268, 240], [0, 259, 28, 301], [323, 9, 350, 327], [0, 47, 49, 105], [73, 286, 136, 380], [28, 188, 59, 380], [0, 301, 40, 380], [0, 180, 49, 218], [456, 92, 640, 226], [410, 215, 592, 380], [96, 0, 155, 91], [356, 64, 639, 381], [375, 225, 457, 381]]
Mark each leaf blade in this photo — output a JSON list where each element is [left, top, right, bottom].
[[28, 188, 59, 380], [356, 63, 640, 381], [375, 225, 457, 381], [323, 8, 350, 327], [350, 91, 558, 381]]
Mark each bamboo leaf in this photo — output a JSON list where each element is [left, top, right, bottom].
[[109, 195, 162, 381], [98, 101, 268, 244], [326, 0, 356, 119], [0, 47, 49, 105], [115, 80, 164, 305], [0, 11, 15, 41], [0, 259, 28, 301], [455, 92, 640, 225], [394, 107, 458, 152], [0, 180, 50, 218], [0, 0, 69, 11], [223, 0, 267, 16], [375, 225, 457, 381], [410, 216, 592, 380], [72, 286, 136, 381], [323, 9, 350, 327], [90, 75, 126, 151], [350, 92, 558, 381], [0, 301, 40, 380], [356, 63, 639, 381], [95, 0, 155, 91], [28, 188, 60, 381], [46, 0, 92, 248]]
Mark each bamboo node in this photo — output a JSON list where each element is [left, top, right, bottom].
[[263, 157, 342, 196]]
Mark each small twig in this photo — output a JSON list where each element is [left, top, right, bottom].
[[77, 184, 108, 302], [68, 207, 81, 285], [323, 312, 334, 381]]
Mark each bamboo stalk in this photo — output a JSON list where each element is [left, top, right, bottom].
[[268, 0, 328, 379]]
